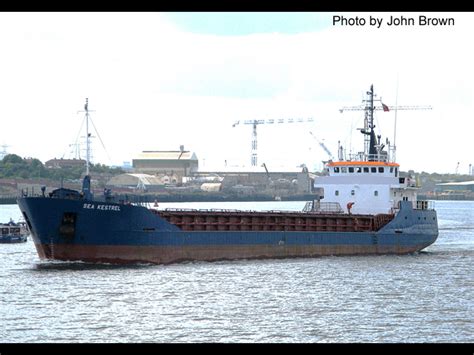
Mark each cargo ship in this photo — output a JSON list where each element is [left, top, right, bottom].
[[17, 88, 438, 264]]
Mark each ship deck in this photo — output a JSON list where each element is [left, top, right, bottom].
[[154, 209, 394, 233]]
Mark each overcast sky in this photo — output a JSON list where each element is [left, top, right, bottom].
[[0, 12, 472, 174]]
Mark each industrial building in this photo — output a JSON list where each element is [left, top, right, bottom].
[[132, 147, 198, 184], [433, 180, 474, 200], [106, 173, 166, 192], [186, 166, 316, 197], [436, 181, 474, 192], [109, 146, 317, 199], [45, 158, 86, 169]]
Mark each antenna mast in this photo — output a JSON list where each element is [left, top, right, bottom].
[[366, 85, 376, 157], [84, 98, 90, 176], [77, 98, 94, 176], [340, 85, 432, 162], [356, 84, 379, 160]]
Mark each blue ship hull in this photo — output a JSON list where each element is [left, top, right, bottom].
[[17, 196, 438, 265]]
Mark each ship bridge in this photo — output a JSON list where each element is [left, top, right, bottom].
[[327, 161, 400, 178]]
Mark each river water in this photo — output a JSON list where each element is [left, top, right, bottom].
[[0, 200, 472, 343]]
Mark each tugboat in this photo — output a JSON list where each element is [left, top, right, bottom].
[[17, 90, 438, 264], [0, 219, 29, 243]]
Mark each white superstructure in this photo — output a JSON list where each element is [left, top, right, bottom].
[[313, 85, 422, 215], [315, 161, 417, 215]]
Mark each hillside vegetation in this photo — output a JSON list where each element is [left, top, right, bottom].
[[0, 154, 123, 180]]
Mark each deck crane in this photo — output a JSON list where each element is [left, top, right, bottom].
[[232, 117, 314, 167], [309, 131, 334, 161], [339, 84, 432, 162]]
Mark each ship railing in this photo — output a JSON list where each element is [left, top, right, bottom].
[[161, 208, 245, 213], [302, 201, 344, 214], [344, 153, 394, 163], [160, 208, 317, 214], [415, 200, 435, 210], [394, 200, 435, 211]]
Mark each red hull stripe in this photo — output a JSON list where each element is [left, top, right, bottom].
[[35, 243, 429, 265]]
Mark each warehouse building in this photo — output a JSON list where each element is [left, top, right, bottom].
[[132, 146, 198, 184], [106, 173, 166, 192], [45, 158, 86, 169], [436, 181, 474, 192]]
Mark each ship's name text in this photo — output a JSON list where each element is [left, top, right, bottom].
[[83, 203, 121, 211], [333, 15, 455, 28]]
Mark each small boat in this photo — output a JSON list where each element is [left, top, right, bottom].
[[0, 219, 29, 243]]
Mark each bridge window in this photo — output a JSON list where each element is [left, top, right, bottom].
[[349, 167, 354, 173], [371, 167, 377, 173], [334, 167, 340, 173], [378, 167, 384, 173], [390, 167, 394, 173], [341, 167, 347, 173], [356, 167, 362, 173], [363, 167, 369, 173]]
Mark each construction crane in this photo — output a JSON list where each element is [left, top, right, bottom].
[[339, 85, 432, 161], [232, 117, 314, 167], [261, 162, 271, 182], [339, 104, 433, 113], [309, 131, 334, 161]]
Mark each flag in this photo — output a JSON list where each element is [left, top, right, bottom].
[[382, 103, 390, 112]]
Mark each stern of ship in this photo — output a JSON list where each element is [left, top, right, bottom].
[[375, 200, 438, 253]]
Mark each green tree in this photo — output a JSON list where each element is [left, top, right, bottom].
[[0, 154, 123, 180]]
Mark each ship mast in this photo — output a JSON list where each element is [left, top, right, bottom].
[[339, 84, 381, 161], [360, 84, 378, 161], [84, 98, 90, 176], [340, 84, 432, 163], [78, 98, 94, 200]]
